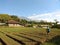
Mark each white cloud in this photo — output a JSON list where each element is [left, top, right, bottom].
[[27, 11, 60, 22]]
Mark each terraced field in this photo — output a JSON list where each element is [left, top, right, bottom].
[[0, 27, 60, 45]]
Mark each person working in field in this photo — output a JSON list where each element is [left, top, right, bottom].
[[46, 26, 50, 35]]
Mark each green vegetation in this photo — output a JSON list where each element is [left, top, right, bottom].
[[0, 27, 60, 45]]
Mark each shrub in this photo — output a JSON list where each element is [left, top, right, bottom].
[[25, 24, 33, 27], [52, 24, 60, 29]]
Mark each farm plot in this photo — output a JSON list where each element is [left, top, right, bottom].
[[0, 27, 60, 45], [0, 27, 43, 45]]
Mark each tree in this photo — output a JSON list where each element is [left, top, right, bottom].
[[0, 14, 12, 23], [52, 19, 60, 28], [10, 15, 20, 22], [20, 19, 28, 26], [54, 19, 59, 25]]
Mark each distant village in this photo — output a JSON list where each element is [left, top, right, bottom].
[[0, 14, 60, 28]]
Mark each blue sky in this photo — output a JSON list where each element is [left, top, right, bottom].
[[0, 0, 60, 22]]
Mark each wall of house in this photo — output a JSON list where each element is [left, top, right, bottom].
[[8, 24, 21, 27]]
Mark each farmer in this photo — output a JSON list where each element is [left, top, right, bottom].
[[46, 26, 50, 35]]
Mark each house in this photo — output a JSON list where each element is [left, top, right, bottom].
[[33, 25, 38, 28], [7, 20, 21, 27], [0, 23, 6, 26], [57, 22, 60, 24], [40, 25, 49, 28]]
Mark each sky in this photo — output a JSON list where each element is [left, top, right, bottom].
[[0, 0, 60, 22]]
